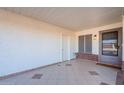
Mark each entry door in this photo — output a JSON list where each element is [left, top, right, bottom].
[[99, 28, 122, 66], [78, 34, 92, 53], [79, 35, 84, 52], [62, 35, 70, 61], [85, 35, 92, 53]]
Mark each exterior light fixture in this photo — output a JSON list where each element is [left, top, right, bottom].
[[94, 35, 97, 40]]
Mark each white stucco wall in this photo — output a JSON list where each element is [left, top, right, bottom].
[[76, 22, 122, 55], [0, 9, 76, 76]]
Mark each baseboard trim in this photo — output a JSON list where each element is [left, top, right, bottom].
[[96, 62, 121, 69]]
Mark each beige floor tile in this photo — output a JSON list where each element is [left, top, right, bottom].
[[0, 59, 120, 85]]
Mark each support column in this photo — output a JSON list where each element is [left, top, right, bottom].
[[122, 16, 124, 70]]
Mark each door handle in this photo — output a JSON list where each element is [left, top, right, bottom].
[[117, 46, 120, 49]]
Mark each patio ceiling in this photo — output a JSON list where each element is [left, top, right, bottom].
[[1, 7, 124, 31]]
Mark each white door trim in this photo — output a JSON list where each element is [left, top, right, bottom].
[[62, 34, 71, 61]]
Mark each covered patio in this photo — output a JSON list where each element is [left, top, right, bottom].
[[0, 59, 119, 85]]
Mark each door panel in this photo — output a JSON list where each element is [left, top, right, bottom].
[[85, 35, 92, 53], [99, 28, 122, 66], [78, 34, 92, 53], [102, 31, 118, 56], [79, 36, 84, 52]]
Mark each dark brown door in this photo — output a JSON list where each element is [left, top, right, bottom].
[[99, 28, 122, 67]]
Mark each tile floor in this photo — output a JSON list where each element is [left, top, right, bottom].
[[0, 59, 120, 85]]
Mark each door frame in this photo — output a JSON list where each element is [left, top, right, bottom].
[[99, 27, 122, 67], [62, 34, 71, 61]]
